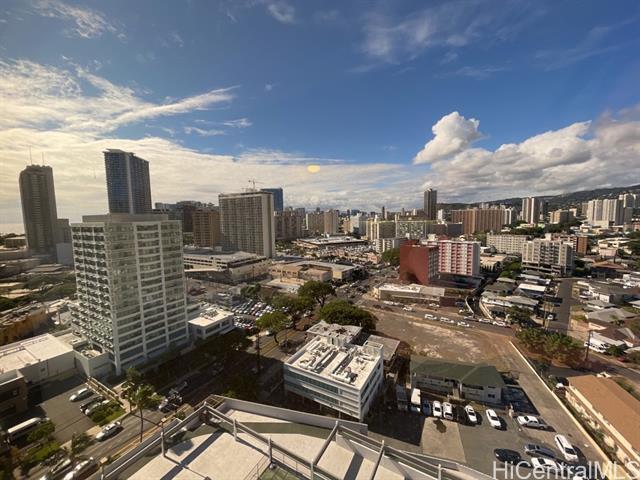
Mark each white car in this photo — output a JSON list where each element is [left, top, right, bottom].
[[464, 405, 478, 424], [486, 409, 502, 428], [403, 306, 413, 312], [478, 318, 491, 324], [555, 434, 579, 463], [457, 321, 471, 328], [442, 402, 454, 420], [492, 320, 507, 327], [95, 421, 122, 441], [424, 314, 436, 320], [69, 387, 92, 402], [517, 415, 546, 429], [62, 458, 97, 480], [440, 317, 455, 324], [432, 401, 442, 418], [531, 457, 563, 474]]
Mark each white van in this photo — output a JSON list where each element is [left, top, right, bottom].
[[410, 388, 421, 414], [554, 434, 579, 462], [443, 402, 454, 421]]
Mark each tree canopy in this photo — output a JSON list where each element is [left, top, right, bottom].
[[256, 311, 288, 344], [298, 280, 336, 307], [381, 248, 400, 266], [272, 294, 314, 328], [516, 328, 583, 366], [318, 300, 377, 330]]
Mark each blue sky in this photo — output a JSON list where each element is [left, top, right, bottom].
[[1, 0, 640, 231]]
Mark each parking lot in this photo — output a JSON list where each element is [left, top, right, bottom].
[[35, 375, 96, 444]]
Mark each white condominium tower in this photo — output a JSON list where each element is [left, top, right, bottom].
[[219, 191, 276, 258], [70, 214, 188, 375], [521, 197, 540, 224]]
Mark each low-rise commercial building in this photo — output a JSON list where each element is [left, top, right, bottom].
[[306, 320, 362, 344], [284, 336, 384, 421], [183, 248, 270, 283], [566, 375, 640, 478], [269, 260, 359, 286], [0, 303, 49, 345], [410, 357, 505, 404], [293, 236, 369, 251], [374, 283, 446, 304], [188, 305, 235, 341], [0, 370, 28, 418]]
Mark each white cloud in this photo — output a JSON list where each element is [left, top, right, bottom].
[[446, 65, 508, 79], [359, 1, 540, 66], [413, 112, 482, 164], [0, 59, 426, 230], [184, 126, 226, 137], [223, 118, 252, 128], [31, 0, 119, 38], [414, 109, 640, 202], [264, 83, 275, 92], [170, 31, 184, 48], [266, 1, 295, 24]]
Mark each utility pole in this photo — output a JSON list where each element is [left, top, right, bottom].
[[584, 330, 593, 364]]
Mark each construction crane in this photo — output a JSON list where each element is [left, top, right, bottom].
[[247, 179, 263, 190]]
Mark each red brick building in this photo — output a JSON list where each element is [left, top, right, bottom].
[[399, 241, 439, 285]]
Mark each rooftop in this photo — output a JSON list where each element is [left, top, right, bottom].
[[411, 356, 506, 388], [517, 283, 547, 293], [376, 283, 446, 296], [306, 320, 362, 344], [0, 334, 73, 373], [569, 375, 640, 453], [364, 334, 400, 364], [76, 213, 170, 224], [183, 248, 265, 262], [188, 305, 234, 328], [287, 337, 382, 390], [276, 260, 357, 272], [296, 236, 368, 246]]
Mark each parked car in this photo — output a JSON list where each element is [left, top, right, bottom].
[[477, 318, 491, 324], [80, 396, 105, 414], [69, 387, 92, 402], [524, 444, 557, 459], [62, 458, 98, 480], [95, 421, 122, 441], [457, 321, 471, 328], [555, 434, 579, 463], [79, 398, 96, 412], [424, 314, 436, 320], [421, 399, 431, 416], [39, 458, 73, 480], [432, 401, 442, 418], [530, 457, 563, 474], [486, 409, 502, 428], [442, 402, 454, 420], [403, 306, 413, 311], [494, 449, 523, 464], [85, 399, 110, 416], [464, 405, 478, 424], [517, 415, 547, 429], [492, 320, 507, 327]]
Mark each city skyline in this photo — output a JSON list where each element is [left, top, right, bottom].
[[1, 0, 640, 232]]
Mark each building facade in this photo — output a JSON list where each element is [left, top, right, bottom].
[[219, 191, 276, 258], [522, 239, 574, 276], [365, 219, 396, 241], [437, 240, 480, 277], [521, 197, 540, 224], [451, 208, 505, 235], [423, 189, 437, 220], [274, 208, 305, 241], [486, 233, 529, 255], [104, 149, 152, 215], [284, 336, 384, 421], [262, 188, 284, 212], [19, 165, 59, 259], [70, 214, 188, 374], [192, 207, 221, 248], [399, 241, 439, 285]]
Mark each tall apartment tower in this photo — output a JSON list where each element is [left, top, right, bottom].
[[70, 214, 188, 375], [219, 191, 275, 258], [19, 165, 59, 259], [262, 188, 284, 212], [450, 208, 505, 235], [104, 149, 152, 214], [522, 239, 574, 276], [423, 189, 437, 220], [192, 207, 221, 248], [323, 210, 340, 235], [521, 197, 540, 224], [437, 240, 480, 277], [275, 208, 305, 241]]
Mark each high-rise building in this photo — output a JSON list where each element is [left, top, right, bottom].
[[70, 214, 188, 375], [323, 210, 340, 234], [586, 199, 604, 223], [549, 209, 574, 225], [193, 207, 221, 248], [436, 240, 480, 277], [262, 188, 284, 212], [219, 191, 275, 258], [104, 149, 152, 214], [399, 241, 439, 285], [274, 208, 305, 241], [305, 210, 325, 235], [486, 233, 529, 255], [423, 189, 437, 220], [451, 208, 505, 235], [602, 198, 624, 225], [348, 213, 368, 235], [365, 219, 396, 240], [19, 165, 59, 260], [502, 207, 516, 226], [521, 197, 540, 224], [522, 239, 574, 276]]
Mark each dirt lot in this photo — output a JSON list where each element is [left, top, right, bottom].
[[373, 307, 516, 372]]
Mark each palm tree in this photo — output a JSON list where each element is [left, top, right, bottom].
[[122, 367, 144, 413], [124, 383, 160, 442]]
